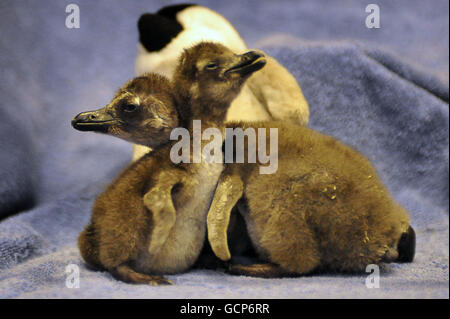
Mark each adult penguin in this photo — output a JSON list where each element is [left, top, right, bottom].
[[133, 4, 310, 161]]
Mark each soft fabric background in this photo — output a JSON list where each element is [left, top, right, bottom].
[[0, 0, 448, 298]]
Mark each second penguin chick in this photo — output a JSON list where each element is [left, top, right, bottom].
[[72, 43, 266, 284], [206, 121, 415, 277]]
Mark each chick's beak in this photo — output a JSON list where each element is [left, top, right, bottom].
[[225, 51, 266, 77], [71, 107, 116, 133]]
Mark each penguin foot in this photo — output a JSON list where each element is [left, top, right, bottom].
[[226, 263, 294, 278], [111, 265, 173, 285]]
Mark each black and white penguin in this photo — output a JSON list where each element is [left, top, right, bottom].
[[136, 4, 247, 78], [132, 4, 310, 161]]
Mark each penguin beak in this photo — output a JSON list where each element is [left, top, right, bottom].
[[225, 51, 266, 76], [71, 108, 117, 133]]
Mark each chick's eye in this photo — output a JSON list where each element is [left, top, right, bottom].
[[122, 104, 138, 112], [205, 62, 218, 70]]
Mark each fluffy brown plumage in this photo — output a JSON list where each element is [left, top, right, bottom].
[[207, 121, 415, 277], [73, 40, 415, 283], [72, 42, 266, 284]]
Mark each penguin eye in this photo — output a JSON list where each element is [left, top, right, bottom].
[[121, 104, 138, 112], [205, 62, 218, 70]]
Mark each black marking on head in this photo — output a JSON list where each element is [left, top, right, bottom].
[[138, 4, 196, 52], [138, 14, 182, 52]]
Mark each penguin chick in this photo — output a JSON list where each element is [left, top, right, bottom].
[[72, 74, 178, 149], [206, 124, 415, 277], [132, 4, 309, 161], [71, 42, 266, 284]]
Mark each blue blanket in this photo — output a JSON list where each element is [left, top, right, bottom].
[[0, 0, 448, 298]]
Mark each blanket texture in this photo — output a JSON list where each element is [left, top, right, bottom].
[[0, 0, 448, 298]]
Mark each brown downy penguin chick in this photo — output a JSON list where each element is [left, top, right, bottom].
[[71, 42, 266, 284], [206, 120, 416, 277]]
